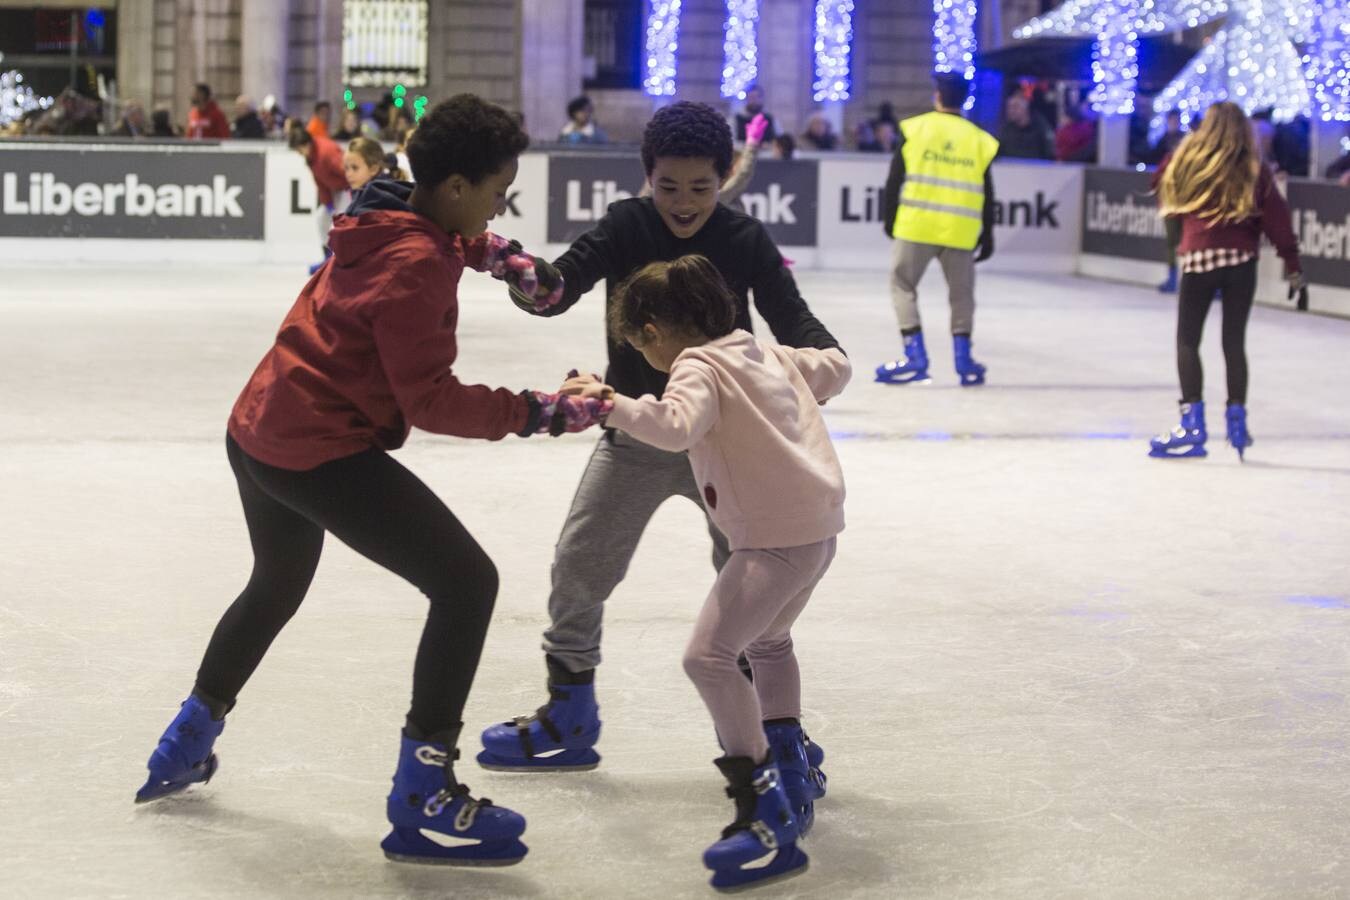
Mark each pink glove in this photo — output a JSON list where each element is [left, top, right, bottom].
[[483, 234, 565, 314], [745, 113, 768, 146], [527, 391, 613, 436]]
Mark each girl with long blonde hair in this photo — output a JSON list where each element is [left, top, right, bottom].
[[1148, 101, 1304, 461]]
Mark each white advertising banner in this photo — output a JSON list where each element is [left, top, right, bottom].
[[813, 155, 1083, 272]]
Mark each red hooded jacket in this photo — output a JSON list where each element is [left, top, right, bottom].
[[228, 180, 531, 471], [187, 100, 231, 140]]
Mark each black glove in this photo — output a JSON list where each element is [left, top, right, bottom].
[[1286, 269, 1308, 310], [974, 233, 994, 263]]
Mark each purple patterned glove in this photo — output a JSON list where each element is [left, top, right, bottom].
[[483, 234, 565, 314], [527, 391, 613, 436]]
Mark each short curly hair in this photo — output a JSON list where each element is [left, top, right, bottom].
[[407, 94, 529, 188], [640, 102, 734, 179]]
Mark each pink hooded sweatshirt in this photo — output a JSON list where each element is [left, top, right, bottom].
[[606, 329, 850, 551]]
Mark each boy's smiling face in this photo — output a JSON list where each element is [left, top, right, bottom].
[[648, 156, 721, 239]]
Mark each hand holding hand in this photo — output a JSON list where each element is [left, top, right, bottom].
[[484, 234, 566, 314], [527, 390, 613, 436]]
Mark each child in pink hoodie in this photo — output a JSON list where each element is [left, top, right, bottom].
[[563, 254, 850, 890]]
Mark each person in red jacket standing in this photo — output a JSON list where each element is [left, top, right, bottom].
[[1149, 101, 1305, 461], [186, 83, 231, 139], [288, 124, 351, 270], [133, 94, 609, 867]]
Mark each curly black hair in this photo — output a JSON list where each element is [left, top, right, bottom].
[[407, 94, 530, 188], [608, 255, 737, 343], [640, 102, 734, 179]]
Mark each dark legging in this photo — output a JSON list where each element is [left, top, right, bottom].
[[1175, 258, 1257, 405], [196, 435, 498, 736]]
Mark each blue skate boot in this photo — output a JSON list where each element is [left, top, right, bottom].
[[875, 332, 930, 384], [1149, 401, 1208, 459], [383, 724, 528, 866], [764, 720, 827, 836], [1158, 265, 1178, 293], [953, 335, 986, 386], [135, 693, 226, 804], [704, 755, 808, 891], [1225, 403, 1253, 461], [477, 657, 601, 771]]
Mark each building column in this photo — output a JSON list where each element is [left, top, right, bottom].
[[116, 0, 157, 110], [241, 0, 288, 106], [758, 0, 813, 136], [313, 0, 344, 112], [519, 0, 584, 139]]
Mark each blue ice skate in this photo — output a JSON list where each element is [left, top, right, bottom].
[[875, 332, 930, 384], [477, 660, 601, 771], [1149, 401, 1208, 459], [383, 727, 528, 866], [1158, 266, 1178, 293], [135, 694, 225, 804], [1225, 403, 1253, 461], [764, 721, 827, 836], [704, 756, 808, 891], [953, 335, 986, 386]]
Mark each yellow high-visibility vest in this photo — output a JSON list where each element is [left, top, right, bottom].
[[891, 111, 999, 250]]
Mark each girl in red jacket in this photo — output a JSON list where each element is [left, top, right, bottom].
[[1149, 101, 1304, 460], [134, 95, 609, 867]]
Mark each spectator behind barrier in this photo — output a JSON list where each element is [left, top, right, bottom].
[[801, 113, 837, 151], [1147, 110, 1186, 166], [997, 92, 1054, 160], [559, 95, 607, 144], [151, 106, 182, 137], [233, 96, 266, 139], [260, 95, 286, 137], [854, 119, 881, 152], [307, 100, 332, 141], [1272, 116, 1309, 177], [1055, 104, 1097, 163], [113, 101, 149, 138], [188, 83, 231, 139], [734, 84, 776, 144], [873, 120, 899, 154], [333, 107, 369, 141], [773, 134, 796, 160]]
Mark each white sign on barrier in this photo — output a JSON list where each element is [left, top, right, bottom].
[[813, 155, 1083, 272]]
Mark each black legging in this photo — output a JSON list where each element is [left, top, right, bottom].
[[1175, 258, 1257, 405], [196, 435, 498, 736]]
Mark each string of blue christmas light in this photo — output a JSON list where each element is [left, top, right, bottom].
[[812, 0, 854, 102], [1302, 0, 1350, 121], [721, 0, 759, 100], [644, 0, 683, 97]]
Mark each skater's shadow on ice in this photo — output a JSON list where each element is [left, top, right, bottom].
[[801, 790, 984, 890], [140, 800, 541, 897], [1239, 459, 1350, 476]]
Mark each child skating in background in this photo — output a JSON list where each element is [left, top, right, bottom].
[[564, 255, 851, 890], [134, 95, 610, 866], [1149, 101, 1305, 460], [343, 135, 408, 193]]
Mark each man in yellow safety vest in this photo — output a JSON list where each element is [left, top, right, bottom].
[[876, 73, 998, 386]]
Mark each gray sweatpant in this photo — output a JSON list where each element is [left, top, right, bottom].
[[890, 238, 977, 335], [683, 538, 837, 760], [543, 430, 731, 672]]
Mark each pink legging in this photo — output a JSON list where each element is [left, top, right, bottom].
[[682, 537, 837, 761]]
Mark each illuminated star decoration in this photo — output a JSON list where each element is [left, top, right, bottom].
[[0, 69, 52, 127], [1014, 0, 1314, 133], [813, 0, 854, 102], [721, 0, 760, 100], [1302, 0, 1350, 121], [644, 1, 683, 97], [932, 0, 979, 110]]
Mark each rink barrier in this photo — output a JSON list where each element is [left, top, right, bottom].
[[1, 142, 1347, 317], [1079, 167, 1350, 318]]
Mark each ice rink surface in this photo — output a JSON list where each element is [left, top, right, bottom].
[[2, 262, 1348, 899]]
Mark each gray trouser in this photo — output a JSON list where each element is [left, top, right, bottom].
[[543, 430, 731, 672], [889, 238, 976, 334]]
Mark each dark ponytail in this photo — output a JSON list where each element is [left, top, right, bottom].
[[608, 254, 738, 343]]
